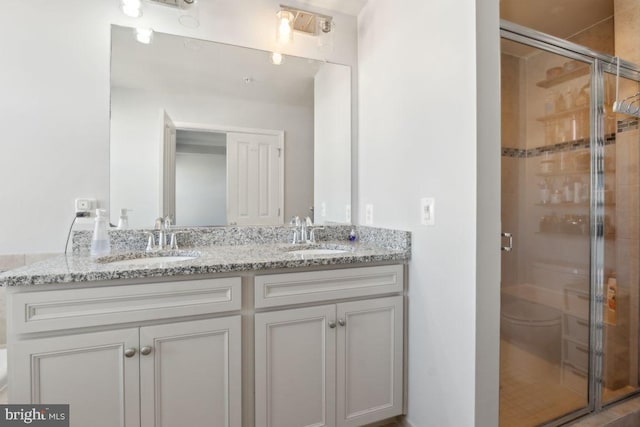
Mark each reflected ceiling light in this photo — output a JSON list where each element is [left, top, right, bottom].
[[121, 0, 142, 17], [135, 28, 154, 44], [270, 52, 284, 65], [276, 10, 295, 44]]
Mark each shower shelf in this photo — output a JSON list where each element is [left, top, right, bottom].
[[536, 231, 616, 240], [534, 202, 615, 208], [536, 106, 589, 122], [536, 65, 590, 88], [535, 202, 588, 207], [535, 169, 614, 177]]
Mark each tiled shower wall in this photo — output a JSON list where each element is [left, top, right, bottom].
[[500, 52, 523, 288]]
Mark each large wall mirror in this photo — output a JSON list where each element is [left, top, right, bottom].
[[110, 25, 351, 228]]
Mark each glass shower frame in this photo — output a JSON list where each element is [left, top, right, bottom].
[[501, 19, 640, 425]]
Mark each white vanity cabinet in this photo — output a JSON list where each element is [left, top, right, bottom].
[[11, 327, 141, 427], [254, 265, 404, 427], [7, 263, 406, 427], [8, 277, 243, 427]]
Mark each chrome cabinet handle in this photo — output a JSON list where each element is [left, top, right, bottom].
[[328, 321, 336, 329], [501, 232, 513, 252], [140, 346, 153, 356], [124, 348, 137, 358], [338, 319, 346, 327]]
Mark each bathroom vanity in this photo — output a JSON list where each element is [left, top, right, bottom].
[[0, 226, 410, 427]]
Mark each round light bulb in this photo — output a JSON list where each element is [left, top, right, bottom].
[[276, 11, 294, 44], [270, 52, 283, 65], [135, 28, 154, 44], [121, 0, 142, 18]]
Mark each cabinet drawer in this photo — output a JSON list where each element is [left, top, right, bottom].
[[254, 265, 403, 308], [563, 314, 589, 344], [10, 277, 241, 334]]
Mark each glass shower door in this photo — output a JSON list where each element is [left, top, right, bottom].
[[599, 68, 640, 405], [500, 38, 592, 426]]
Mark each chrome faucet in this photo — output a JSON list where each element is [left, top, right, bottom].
[[290, 216, 319, 244], [290, 216, 302, 244], [309, 226, 324, 243], [148, 216, 174, 251]]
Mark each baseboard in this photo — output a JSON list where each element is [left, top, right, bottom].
[[363, 416, 415, 427]]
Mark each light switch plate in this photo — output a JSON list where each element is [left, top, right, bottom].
[[365, 204, 374, 225], [421, 197, 435, 226]]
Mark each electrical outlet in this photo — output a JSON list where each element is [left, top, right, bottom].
[[345, 205, 351, 223], [75, 198, 96, 215], [320, 202, 327, 217], [365, 204, 374, 225], [421, 197, 435, 226]]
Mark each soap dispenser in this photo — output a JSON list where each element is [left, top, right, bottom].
[[91, 209, 111, 258], [117, 208, 131, 229]]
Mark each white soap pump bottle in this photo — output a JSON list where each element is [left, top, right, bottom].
[[91, 209, 111, 258], [117, 208, 131, 229]]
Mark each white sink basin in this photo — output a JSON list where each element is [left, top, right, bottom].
[[103, 256, 198, 266], [287, 249, 349, 256]]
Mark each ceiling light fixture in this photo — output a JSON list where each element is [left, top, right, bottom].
[[276, 6, 334, 43], [119, 0, 200, 27], [121, 0, 143, 17], [135, 27, 154, 44]]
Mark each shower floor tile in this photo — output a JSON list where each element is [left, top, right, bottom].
[[500, 339, 585, 427]]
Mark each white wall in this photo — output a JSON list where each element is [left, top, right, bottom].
[[110, 86, 313, 227], [0, 0, 357, 255], [175, 150, 227, 226], [314, 64, 352, 224], [357, 0, 500, 426]]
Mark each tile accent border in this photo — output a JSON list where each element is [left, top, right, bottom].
[[617, 118, 639, 133]]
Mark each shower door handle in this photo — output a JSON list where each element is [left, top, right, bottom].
[[501, 232, 513, 252]]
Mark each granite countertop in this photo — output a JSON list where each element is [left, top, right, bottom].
[[0, 239, 410, 287]]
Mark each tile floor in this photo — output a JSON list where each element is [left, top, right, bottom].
[[501, 339, 640, 427], [500, 339, 586, 426]]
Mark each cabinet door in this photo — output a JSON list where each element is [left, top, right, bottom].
[[336, 296, 404, 427], [255, 305, 336, 427], [139, 316, 242, 427], [10, 328, 140, 427]]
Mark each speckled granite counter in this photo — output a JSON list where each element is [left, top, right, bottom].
[[0, 225, 410, 286]]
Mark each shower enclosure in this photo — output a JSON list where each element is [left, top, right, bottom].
[[500, 21, 640, 426]]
